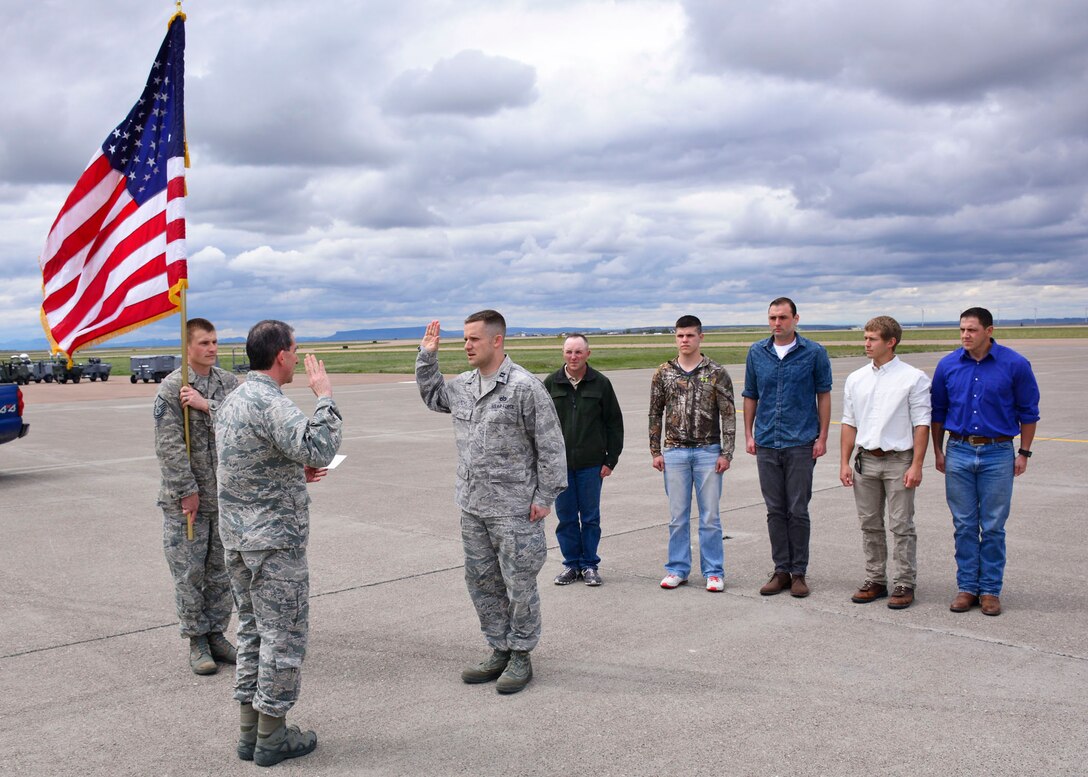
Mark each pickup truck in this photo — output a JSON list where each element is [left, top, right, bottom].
[[0, 383, 29, 445]]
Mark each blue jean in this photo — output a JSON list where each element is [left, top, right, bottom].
[[944, 438, 1015, 596], [663, 445, 724, 578], [554, 466, 604, 570], [755, 444, 816, 575]]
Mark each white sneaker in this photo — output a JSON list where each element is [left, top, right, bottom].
[[706, 576, 724, 592], [660, 574, 687, 589]]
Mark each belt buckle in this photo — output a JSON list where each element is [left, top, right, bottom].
[[967, 435, 987, 446]]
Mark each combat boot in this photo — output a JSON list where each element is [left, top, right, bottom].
[[237, 702, 257, 761], [254, 714, 317, 767], [189, 636, 217, 675], [495, 650, 533, 694], [207, 632, 237, 664], [461, 648, 510, 684]]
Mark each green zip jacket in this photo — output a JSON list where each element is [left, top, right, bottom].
[[543, 364, 624, 471]]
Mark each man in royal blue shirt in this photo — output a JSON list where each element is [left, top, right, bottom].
[[743, 298, 832, 598], [931, 307, 1039, 617]]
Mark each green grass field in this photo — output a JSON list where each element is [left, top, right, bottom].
[[15, 325, 1085, 377]]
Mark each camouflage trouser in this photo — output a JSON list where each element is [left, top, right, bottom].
[[225, 547, 309, 718], [461, 510, 547, 653], [162, 505, 232, 638]]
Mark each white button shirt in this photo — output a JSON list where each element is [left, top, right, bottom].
[[842, 356, 932, 452]]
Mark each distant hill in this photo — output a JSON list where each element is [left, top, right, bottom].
[[324, 326, 604, 341], [3, 319, 1084, 351]]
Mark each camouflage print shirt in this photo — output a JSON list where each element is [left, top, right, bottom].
[[416, 350, 568, 517], [648, 356, 736, 459], [215, 372, 342, 551], [155, 365, 239, 507]]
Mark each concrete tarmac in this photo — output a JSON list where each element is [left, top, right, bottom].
[[1, 341, 1086, 776]]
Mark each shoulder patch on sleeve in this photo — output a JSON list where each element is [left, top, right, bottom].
[[154, 396, 168, 419]]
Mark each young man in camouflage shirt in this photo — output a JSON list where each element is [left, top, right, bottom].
[[649, 315, 736, 592], [154, 317, 239, 675], [417, 310, 567, 694]]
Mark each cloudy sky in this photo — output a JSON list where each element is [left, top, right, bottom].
[[2, 0, 1086, 345]]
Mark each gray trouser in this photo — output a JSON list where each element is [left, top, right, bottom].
[[226, 547, 309, 717], [852, 449, 918, 588], [756, 444, 816, 575], [162, 506, 232, 638], [461, 510, 547, 652]]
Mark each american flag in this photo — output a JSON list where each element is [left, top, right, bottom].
[[40, 15, 187, 361]]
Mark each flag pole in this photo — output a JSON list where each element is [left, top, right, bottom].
[[180, 287, 193, 540], [172, 0, 191, 541]]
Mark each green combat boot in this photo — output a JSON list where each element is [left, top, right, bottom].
[[207, 632, 237, 664], [254, 715, 317, 768], [495, 650, 533, 694], [237, 702, 257, 761], [189, 636, 217, 675], [460, 648, 510, 684]]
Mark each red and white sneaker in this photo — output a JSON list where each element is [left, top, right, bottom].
[[706, 576, 724, 592], [660, 573, 688, 589]]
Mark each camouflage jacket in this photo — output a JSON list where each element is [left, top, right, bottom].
[[416, 350, 567, 517], [648, 356, 736, 458], [154, 365, 239, 507], [215, 372, 342, 551]]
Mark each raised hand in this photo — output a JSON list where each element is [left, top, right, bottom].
[[305, 353, 333, 398], [420, 320, 441, 353]]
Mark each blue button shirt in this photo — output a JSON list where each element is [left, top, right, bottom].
[[931, 340, 1040, 437], [742, 334, 833, 448]]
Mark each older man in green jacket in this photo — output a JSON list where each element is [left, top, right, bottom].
[[544, 334, 624, 587]]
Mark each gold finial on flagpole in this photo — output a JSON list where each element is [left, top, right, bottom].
[[170, 1, 186, 24]]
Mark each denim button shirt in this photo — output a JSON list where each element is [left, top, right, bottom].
[[742, 334, 833, 449]]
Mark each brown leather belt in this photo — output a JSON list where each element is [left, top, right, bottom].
[[860, 448, 911, 457], [948, 433, 1014, 446]]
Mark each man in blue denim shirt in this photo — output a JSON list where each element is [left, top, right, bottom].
[[931, 307, 1039, 617], [743, 298, 832, 598]]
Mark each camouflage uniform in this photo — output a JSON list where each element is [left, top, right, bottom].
[[215, 372, 342, 717], [154, 365, 239, 639], [416, 350, 567, 652]]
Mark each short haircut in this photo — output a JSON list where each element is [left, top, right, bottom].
[[865, 316, 902, 348], [960, 307, 994, 328], [186, 317, 215, 342], [769, 297, 797, 316], [564, 333, 590, 348], [464, 309, 507, 337], [246, 320, 294, 370], [675, 315, 702, 333]]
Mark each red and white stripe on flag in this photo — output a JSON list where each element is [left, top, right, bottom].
[[40, 153, 186, 359], [39, 14, 187, 362]]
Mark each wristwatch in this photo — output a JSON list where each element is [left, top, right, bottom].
[[1017, 448, 1032, 458]]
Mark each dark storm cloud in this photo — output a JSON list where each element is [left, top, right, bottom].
[[682, 0, 1088, 103]]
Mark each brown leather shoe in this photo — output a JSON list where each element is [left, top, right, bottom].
[[789, 574, 810, 598], [887, 585, 914, 610], [851, 579, 887, 603], [759, 571, 791, 596], [949, 591, 979, 612], [980, 594, 1002, 616]]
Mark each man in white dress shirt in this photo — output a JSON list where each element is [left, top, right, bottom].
[[839, 316, 932, 609]]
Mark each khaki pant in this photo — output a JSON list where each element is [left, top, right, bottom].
[[852, 449, 917, 589]]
